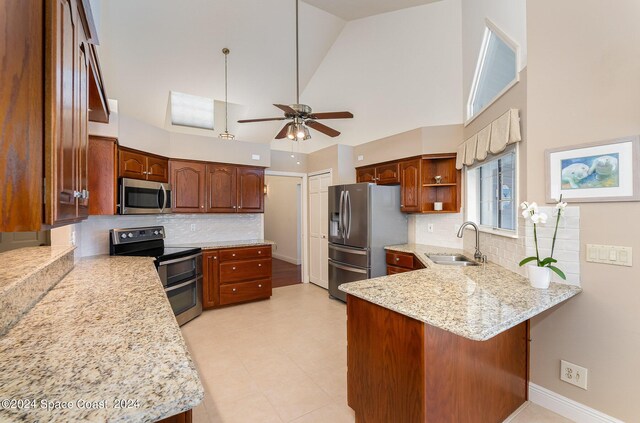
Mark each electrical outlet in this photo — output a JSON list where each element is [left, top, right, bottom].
[[251, 154, 260, 160], [190, 224, 196, 232], [427, 224, 434, 233], [560, 360, 588, 390], [357, 155, 364, 161]]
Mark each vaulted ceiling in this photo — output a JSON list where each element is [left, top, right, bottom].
[[94, 0, 461, 153]]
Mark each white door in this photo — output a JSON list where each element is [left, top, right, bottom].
[[309, 172, 331, 289]]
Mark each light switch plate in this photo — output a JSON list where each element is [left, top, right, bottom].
[[251, 154, 260, 160], [586, 244, 632, 267]]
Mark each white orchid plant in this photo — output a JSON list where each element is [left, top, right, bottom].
[[518, 195, 568, 280]]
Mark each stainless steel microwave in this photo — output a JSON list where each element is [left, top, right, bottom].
[[119, 178, 172, 214]]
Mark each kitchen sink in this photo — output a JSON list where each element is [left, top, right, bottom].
[[426, 254, 480, 267]]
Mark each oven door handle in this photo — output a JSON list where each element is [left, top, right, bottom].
[[157, 253, 202, 266], [165, 277, 199, 292]]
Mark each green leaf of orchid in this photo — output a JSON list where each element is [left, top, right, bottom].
[[519, 256, 538, 267], [539, 257, 558, 266], [548, 265, 567, 280]]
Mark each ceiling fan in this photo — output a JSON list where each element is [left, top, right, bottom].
[[237, 0, 353, 141]]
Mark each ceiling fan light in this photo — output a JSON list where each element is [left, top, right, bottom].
[[302, 125, 311, 140], [295, 124, 306, 139], [286, 124, 296, 140]]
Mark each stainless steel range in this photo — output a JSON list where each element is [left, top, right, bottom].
[[109, 226, 202, 325]]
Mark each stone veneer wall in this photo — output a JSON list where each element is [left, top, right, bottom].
[[76, 214, 264, 257], [462, 206, 581, 285]]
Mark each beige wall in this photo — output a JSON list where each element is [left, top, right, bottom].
[[307, 144, 355, 185], [527, 1, 640, 420], [269, 150, 309, 173], [264, 176, 302, 264]]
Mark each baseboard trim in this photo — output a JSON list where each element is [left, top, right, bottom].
[[529, 383, 624, 423], [502, 402, 530, 422], [272, 252, 301, 265]]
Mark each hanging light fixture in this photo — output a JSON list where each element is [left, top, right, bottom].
[[219, 48, 235, 140]]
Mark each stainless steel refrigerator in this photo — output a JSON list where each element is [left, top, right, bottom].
[[328, 183, 408, 302]]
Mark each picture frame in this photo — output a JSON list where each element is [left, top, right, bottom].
[[545, 135, 640, 203]]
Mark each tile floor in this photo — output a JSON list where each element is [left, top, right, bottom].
[[181, 283, 573, 423]]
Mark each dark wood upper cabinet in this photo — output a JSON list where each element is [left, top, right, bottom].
[[0, 0, 44, 231], [356, 166, 376, 183], [375, 162, 400, 185], [77, 41, 90, 218], [237, 167, 264, 213], [170, 160, 206, 213], [146, 156, 169, 182], [206, 164, 237, 213], [119, 149, 146, 179], [399, 159, 421, 213], [118, 147, 168, 183]]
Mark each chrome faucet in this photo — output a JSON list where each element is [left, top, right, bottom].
[[457, 221, 484, 261]]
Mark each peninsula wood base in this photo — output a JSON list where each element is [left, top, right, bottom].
[[347, 295, 529, 423]]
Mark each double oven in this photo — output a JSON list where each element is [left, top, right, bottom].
[[110, 226, 202, 325]]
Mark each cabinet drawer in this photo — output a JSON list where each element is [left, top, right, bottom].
[[386, 251, 415, 269], [387, 265, 411, 275], [219, 279, 272, 305], [220, 246, 272, 261], [219, 258, 272, 283]]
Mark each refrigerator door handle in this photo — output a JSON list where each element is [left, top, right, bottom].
[[329, 244, 367, 255], [329, 260, 368, 274], [346, 190, 352, 239], [338, 190, 345, 237]]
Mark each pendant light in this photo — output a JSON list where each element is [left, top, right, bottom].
[[219, 48, 235, 140]]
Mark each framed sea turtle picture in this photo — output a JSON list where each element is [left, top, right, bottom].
[[545, 136, 640, 203]]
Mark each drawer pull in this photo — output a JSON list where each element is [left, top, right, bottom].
[[258, 251, 262, 254], [232, 253, 236, 257], [232, 288, 237, 292], [258, 284, 262, 288], [258, 264, 262, 267], [395, 257, 400, 261], [232, 266, 236, 270], [214, 256, 217, 259]]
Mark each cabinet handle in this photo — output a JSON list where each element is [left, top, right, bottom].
[[258, 264, 262, 267], [232, 253, 236, 257], [232, 266, 236, 270], [258, 284, 262, 288], [201, 205, 204, 208], [214, 256, 217, 260], [232, 288, 237, 292], [258, 251, 262, 254], [395, 257, 400, 261]]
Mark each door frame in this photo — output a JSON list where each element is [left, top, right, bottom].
[[265, 170, 309, 283]]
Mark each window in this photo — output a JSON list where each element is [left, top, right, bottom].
[[467, 22, 519, 122], [169, 91, 215, 130], [466, 147, 517, 233]]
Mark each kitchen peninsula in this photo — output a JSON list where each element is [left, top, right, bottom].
[[340, 244, 582, 423]]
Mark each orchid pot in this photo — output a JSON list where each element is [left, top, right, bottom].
[[519, 196, 568, 289]]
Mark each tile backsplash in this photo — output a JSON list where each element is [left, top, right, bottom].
[[409, 212, 465, 249], [76, 214, 264, 257]]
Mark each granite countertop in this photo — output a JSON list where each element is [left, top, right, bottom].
[[339, 243, 582, 341], [167, 239, 275, 250], [0, 255, 204, 422]]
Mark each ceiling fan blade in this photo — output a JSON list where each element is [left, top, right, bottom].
[[306, 120, 340, 137], [308, 111, 353, 120], [238, 117, 286, 123], [275, 123, 291, 139], [273, 104, 297, 115]]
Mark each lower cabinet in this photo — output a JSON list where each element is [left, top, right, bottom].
[[156, 409, 192, 423], [386, 250, 426, 275], [203, 245, 272, 308]]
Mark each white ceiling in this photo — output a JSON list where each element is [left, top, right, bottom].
[[94, 0, 463, 153], [303, 0, 443, 21]]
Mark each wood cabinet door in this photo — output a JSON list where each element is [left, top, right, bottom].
[[202, 250, 219, 309], [0, 0, 44, 231], [170, 161, 206, 213], [376, 162, 400, 185], [146, 156, 169, 183], [237, 167, 264, 213], [76, 41, 90, 218], [399, 159, 421, 213], [119, 149, 146, 180], [206, 164, 237, 213], [88, 136, 117, 215], [49, 0, 79, 223], [356, 166, 376, 183]]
